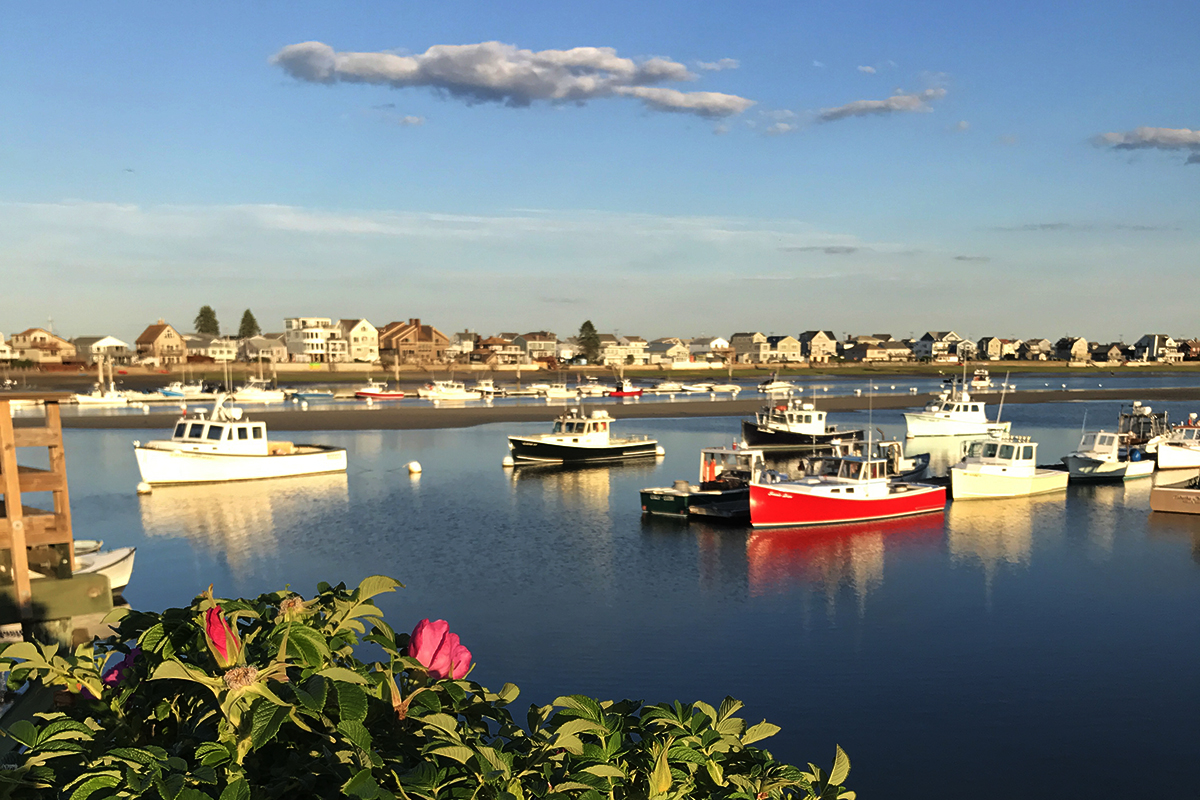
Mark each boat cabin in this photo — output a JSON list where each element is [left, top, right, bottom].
[[923, 391, 989, 421], [961, 436, 1037, 469], [698, 446, 757, 485], [167, 411, 271, 456], [758, 400, 832, 434], [546, 409, 612, 443], [1075, 431, 1120, 458]]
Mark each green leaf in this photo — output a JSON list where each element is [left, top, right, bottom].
[[105, 747, 162, 766], [705, 759, 725, 787], [430, 745, 475, 764], [496, 682, 520, 705], [338, 720, 373, 753], [150, 659, 221, 687], [583, 765, 626, 779], [3, 720, 40, 748], [280, 623, 332, 666], [742, 721, 781, 746], [337, 682, 368, 723], [554, 718, 607, 738], [475, 746, 511, 778], [139, 623, 167, 653], [251, 700, 289, 751], [0, 642, 44, 664], [355, 575, 403, 601], [650, 741, 673, 797], [419, 713, 459, 736], [343, 768, 385, 799], [156, 772, 186, 800], [218, 778, 250, 800], [667, 746, 707, 765], [295, 676, 328, 713], [316, 667, 367, 684], [717, 697, 743, 721], [194, 742, 230, 767], [551, 732, 584, 755], [554, 695, 603, 722], [67, 772, 122, 800], [693, 701, 717, 723], [829, 745, 851, 786]]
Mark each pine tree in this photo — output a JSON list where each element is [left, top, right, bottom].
[[578, 320, 601, 363], [238, 309, 261, 339], [195, 306, 220, 336]]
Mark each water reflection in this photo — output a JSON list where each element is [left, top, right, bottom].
[[137, 474, 350, 579], [506, 461, 659, 515], [1145, 512, 1200, 566], [947, 494, 1066, 603], [745, 515, 944, 613]]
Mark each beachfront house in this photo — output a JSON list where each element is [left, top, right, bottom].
[[912, 331, 963, 362], [514, 332, 558, 364], [1055, 337, 1089, 362], [337, 319, 380, 363], [688, 336, 730, 362], [135, 321, 186, 365], [1133, 334, 1183, 362], [798, 331, 838, 362], [648, 340, 690, 365], [282, 317, 350, 363], [729, 332, 769, 363], [182, 333, 238, 362], [378, 318, 450, 364], [0, 339, 12, 362], [239, 335, 288, 363], [765, 335, 803, 362], [10, 328, 77, 364], [71, 335, 131, 365]]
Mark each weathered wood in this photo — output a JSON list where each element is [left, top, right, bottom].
[[16, 465, 64, 493], [45, 403, 74, 565], [11, 427, 57, 448], [0, 400, 32, 615]]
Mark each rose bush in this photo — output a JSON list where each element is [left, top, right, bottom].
[[0, 576, 854, 799]]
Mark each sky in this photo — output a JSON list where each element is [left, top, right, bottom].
[[2, 0, 1197, 344]]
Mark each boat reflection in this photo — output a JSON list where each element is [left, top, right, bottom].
[[1145, 511, 1200, 566], [138, 474, 350, 577], [904, 434, 975, 477], [947, 493, 1063, 599], [745, 515, 944, 609], [507, 460, 658, 514]]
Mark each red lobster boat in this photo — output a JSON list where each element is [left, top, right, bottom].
[[749, 449, 945, 528], [604, 378, 644, 398], [354, 379, 405, 400]]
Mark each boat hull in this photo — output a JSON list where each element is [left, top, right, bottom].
[[749, 482, 945, 528], [134, 445, 347, 485], [640, 487, 749, 518], [903, 413, 1011, 437], [509, 436, 658, 464], [950, 467, 1068, 499], [1062, 455, 1155, 482], [604, 390, 644, 397], [1155, 443, 1200, 470], [741, 420, 864, 448], [1150, 480, 1200, 514], [355, 390, 406, 400]]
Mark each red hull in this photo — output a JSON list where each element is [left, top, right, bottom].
[[750, 482, 946, 528], [355, 391, 406, 400], [605, 390, 644, 397]]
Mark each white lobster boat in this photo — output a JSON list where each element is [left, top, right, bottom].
[[1062, 430, 1155, 482], [904, 387, 1011, 438], [417, 380, 478, 401], [950, 435, 1067, 499], [231, 377, 286, 404], [1154, 424, 1200, 470], [133, 395, 347, 485]]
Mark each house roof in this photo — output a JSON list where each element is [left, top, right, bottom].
[[136, 323, 175, 345]]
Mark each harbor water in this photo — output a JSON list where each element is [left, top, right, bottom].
[[54, 399, 1200, 798]]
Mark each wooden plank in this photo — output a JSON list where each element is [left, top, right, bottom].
[[12, 427, 57, 448], [0, 392, 73, 402], [15, 465, 64, 493], [0, 403, 32, 615], [45, 402, 73, 564]]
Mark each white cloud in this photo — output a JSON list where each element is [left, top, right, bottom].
[[271, 40, 754, 119], [812, 60, 825, 68], [1092, 127, 1200, 164], [765, 122, 796, 136], [954, 120, 970, 131], [857, 65, 876, 74], [817, 88, 946, 123], [696, 58, 739, 71], [398, 115, 425, 126]]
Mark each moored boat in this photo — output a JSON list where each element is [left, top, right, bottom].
[[1062, 430, 1154, 481], [640, 445, 759, 519], [1153, 423, 1200, 469], [741, 398, 864, 448], [1149, 475, 1200, 514], [950, 435, 1068, 499], [903, 387, 1011, 438], [30, 546, 137, 594], [604, 378, 643, 397], [749, 449, 946, 528], [354, 379, 405, 400], [232, 377, 286, 404], [417, 380, 478, 401], [507, 408, 660, 464], [133, 394, 347, 485]]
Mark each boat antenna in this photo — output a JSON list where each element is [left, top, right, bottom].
[[996, 370, 1010, 423], [1081, 409, 1088, 434]]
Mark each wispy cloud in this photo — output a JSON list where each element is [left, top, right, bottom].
[[782, 245, 860, 254], [765, 122, 796, 136], [1091, 126, 1200, 164], [953, 254, 990, 262], [696, 58, 739, 71], [953, 120, 970, 132], [857, 65, 876, 74], [272, 40, 754, 119], [993, 222, 1176, 232], [817, 88, 946, 123]]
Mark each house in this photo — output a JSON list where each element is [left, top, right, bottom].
[[648, 341, 690, 365], [1133, 334, 1182, 362], [282, 317, 350, 363], [239, 335, 288, 363], [71, 335, 131, 365], [729, 332, 769, 364], [1179, 339, 1200, 360], [911, 332, 963, 362], [182, 333, 238, 362], [1089, 343, 1127, 363], [765, 335, 803, 362], [977, 337, 1004, 361], [1055, 337, 1089, 362], [0, 339, 12, 362], [475, 336, 524, 365], [446, 331, 481, 362], [135, 321, 186, 365], [513, 332, 558, 363], [845, 342, 887, 362], [1019, 338, 1052, 360], [335, 319, 380, 363], [556, 338, 578, 363], [688, 336, 731, 362], [954, 339, 978, 361], [10, 328, 77, 364], [597, 334, 649, 365], [798, 331, 839, 362], [877, 341, 914, 361], [378, 318, 450, 364]]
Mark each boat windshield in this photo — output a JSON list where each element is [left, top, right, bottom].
[[173, 423, 186, 438]]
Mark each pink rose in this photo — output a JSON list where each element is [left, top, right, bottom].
[[407, 619, 472, 680], [204, 606, 242, 669], [102, 647, 141, 688]]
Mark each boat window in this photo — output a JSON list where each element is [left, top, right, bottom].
[[1099, 435, 1114, 447], [1187, 429, 1198, 441], [252, 426, 264, 439], [600, 422, 608, 432], [553, 422, 563, 433], [818, 413, 825, 421], [804, 415, 812, 423], [998, 444, 1015, 459], [1080, 433, 1096, 450], [970, 405, 980, 412], [173, 423, 186, 438], [870, 462, 884, 479], [237, 426, 249, 440], [207, 425, 225, 441], [983, 442, 999, 458], [187, 423, 205, 439], [1022, 445, 1034, 460]]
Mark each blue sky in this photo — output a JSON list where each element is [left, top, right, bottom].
[[3, 0, 1197, 343]]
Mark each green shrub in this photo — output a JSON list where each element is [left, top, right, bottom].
[[0, 576, 853, 799]]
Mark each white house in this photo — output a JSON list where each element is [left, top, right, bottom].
[[648, 341, 690, 365], [71, 335, 132, 365], [182, 333, 238, 362], [337, 319, 380, 363], [912, 331, 963, 362], [798, 331, 838, 362], [688, 336, 730, 361], [239, 335, 288, 363], [1133, 334, 1182, 362], [0, 339, 13, 362], [283, 317, 350, 363]]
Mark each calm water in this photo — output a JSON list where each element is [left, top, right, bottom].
[[47, 399, 1200, 798]]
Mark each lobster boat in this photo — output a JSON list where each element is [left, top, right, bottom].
[[507, 408, 660, 464]]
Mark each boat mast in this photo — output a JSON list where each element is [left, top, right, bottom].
[[996, 371, 1010, 423]]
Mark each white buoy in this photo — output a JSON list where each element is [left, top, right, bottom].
[[655, 446, 666, 456], [407, 461, 422, 474], [136, 482, 152, 495], [502, 456, 515, 468], [301, 400, 309, 410], [366, 397, 373, 407], [142, 405, 150, 414]]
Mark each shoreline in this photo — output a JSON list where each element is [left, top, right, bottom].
[[13, 386, 1200, 431]]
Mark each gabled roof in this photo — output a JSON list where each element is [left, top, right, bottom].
[[136, 323, 175, 344], [798, 330, 837, 341]]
